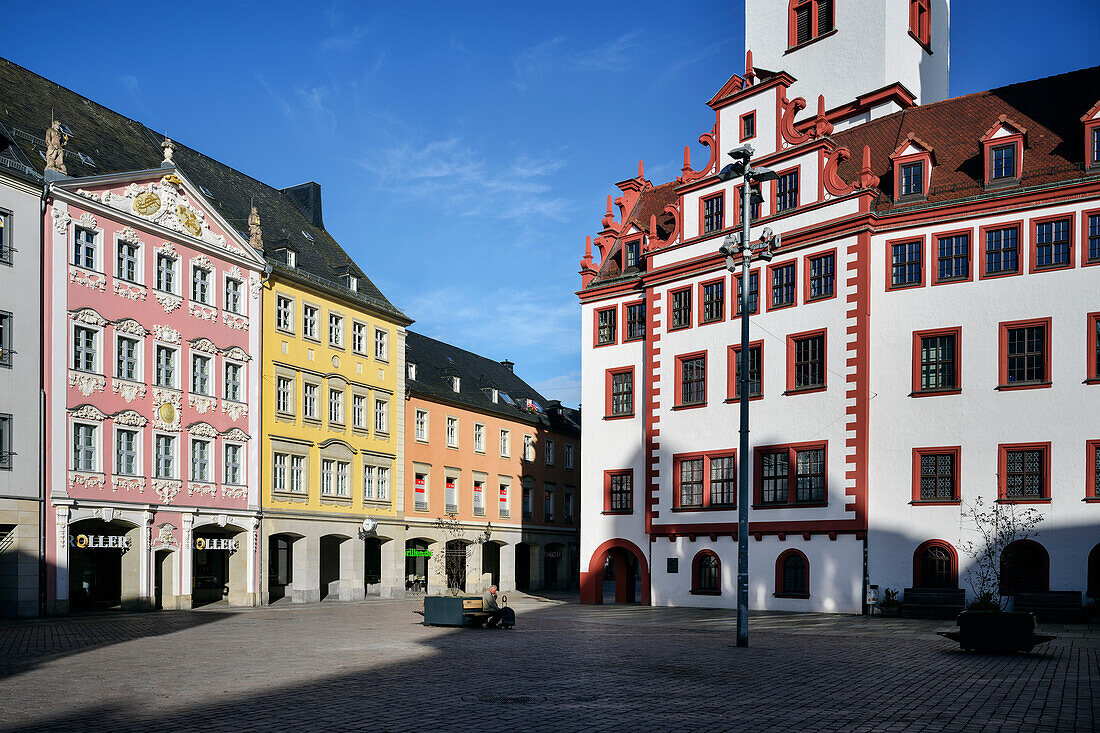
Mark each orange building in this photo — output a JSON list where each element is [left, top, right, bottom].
[[403, 332, 579, 594]]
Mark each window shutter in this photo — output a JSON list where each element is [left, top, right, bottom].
[[796, 6, 812, 44], [817, 0, 833, 34]]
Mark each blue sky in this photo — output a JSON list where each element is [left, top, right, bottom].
[[5, 1, 1098, 407]]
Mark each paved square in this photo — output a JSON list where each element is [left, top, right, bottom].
[[1, 596, 1097, 732]]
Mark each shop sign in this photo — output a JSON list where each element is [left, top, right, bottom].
[[414, 477, 425, 495], [545, 550, 562, 559], [195, 537, 238, 551], [69, 533, 131, 549], [405, 549, 431, 557]]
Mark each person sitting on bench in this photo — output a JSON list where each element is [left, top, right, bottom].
[[482, 585, 503, 628]]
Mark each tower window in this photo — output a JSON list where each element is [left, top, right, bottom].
[[910, 0, 931, 47], [789, 0, 833, 48]]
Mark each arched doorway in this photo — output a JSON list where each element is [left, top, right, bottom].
[[319, 534, 350, 601], [582, 539, 650, 605], [192, 524, 247, 607], [913, 540, 958, 589], [1087, 544, 1100, 600], [544, 542, 566, 590], [1000, 539, 1050, 595], [445, 539, 470, 593], [268, 534, 299, 603], [364, 536, 385, 595], [68, 519, 139, 612], [482, 541, 502, 588], [515, 543, 532, 590], [153, 549, 175, 610], [405, 538, 432, 594]]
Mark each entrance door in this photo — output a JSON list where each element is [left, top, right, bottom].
[[269, 535, 293, 602], [319, 536, 344, 601], [154, 550, 173, 610], [193, 535, 231, 607], [405, 539, 430, 593], [482, 542, 500, 588], [1000, 540, 1050, 595], [516, 543, 531, 591], [69, 544, 123, 611], [445, 540, 467, 593], [364, 538, 382, 595]]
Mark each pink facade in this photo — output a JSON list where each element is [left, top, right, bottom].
[[43, 168, 264, 612]]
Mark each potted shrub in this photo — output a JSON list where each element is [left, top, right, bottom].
[[876, 588, 902, 617]]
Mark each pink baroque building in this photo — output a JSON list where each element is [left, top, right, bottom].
[[44, 161, 265, 613]]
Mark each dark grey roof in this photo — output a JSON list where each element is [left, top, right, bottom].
[[0, 56, 408, 324], [405, 331, 579, 436]]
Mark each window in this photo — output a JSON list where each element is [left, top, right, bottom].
[[116, 240, 138, 282], [998, 443, 1050, 501], [564, 487, 574, 521], [276, 296, 294, 331], [415, 409, 428, 441], [116, 337, 139, 381], [889, 240, 923, 289], [155, 346, 176, 388], [1088, 440, 1100, 498], [936, 232, 970, 282], [290, 455, 305, 493], [303, 383, 318, 419], [624, 240, 640, 269], [776, 550, 809, 597], [1092, 127, 1100, 168], [999, 318, 1050, 389], [352, 322, 367, 353], [545, 440, 555, 466], [982, 225, 1019, 277], [472, 478, 486, 516], [322, 460, 350, 497], [735, 270, 759, 315], [692, 552, 721, 594], [500, 429, 510, 457], [451, 376, 460, 393], [909, 0, 931, 45], [913, 327, 960, 394], [914, 541, 957, 589], [544, 485, 555, 522], [702, 194, 723, 233], [677, 352, 706, 407], [523, 434, 535, 462], [900, 161, 923, 197], [522, 481, 533, 518], [284, 249, 297, 268], [912, 447, 960, 503], [224, 444, 242, 485], [756, 443, 827, 506], [446, 416, 458, 447], [329, 314, 343, 347], [625, 302, 645, 341], [191, 266, 210, 304], [0, 312, 9, 368], [1090, 312, 1100, 382], [352, 395, 366, 429], [375, 465, 391, 501], [336, 462, 349, 496], [225, 278, 242, 314], [156, 254, 175, 293], [595, 307, 617, 345], [607, 367, 634, 417], [788, 330, 825, 392], [115, 429, 138, 476], [191, 354, 211, 395], [565, 444, 574, 470], [466, 423, 482, 453], [73, 227, 96, 269], [328, 388, 344, 425], [224, 363, 242, 402], [154, 435, 175, 478], [769, 261, 796, 309], [191, 439, 210, 482], [72, 424, 97, 471], [741, 111, 756, 141], [598, 469, 631, 513], [789, 0, 833, 47], [302, 305, 318, 339], [0, 414, 9, 470], [0, 210, 11, 265], [374, 399, 388, 433], [374, 329, 388, 361], [1033, 217, 1072, 270], [359, 464, 375, 503], [321, 460, 335, 495], [674, 451, 736, 508], [991, 143, 1017, 181], [276, 376, 293, 414], [670, 287, 691, 329], [701, 279, 724, 323], [498, 481, 510, 517], [273, 453, 288, 492], [73, 326, 97, 372], [806, 252, 835, 301], [1087, 213, 1100, 264], [776, 170, 798, 212], [728, 342, 762, 400]]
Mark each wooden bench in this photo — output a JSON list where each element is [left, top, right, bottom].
[[1013, 591, 1082, 622], [902, 588, 966, 619]]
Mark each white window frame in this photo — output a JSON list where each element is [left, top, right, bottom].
[[0, 311, 11, 369], [190, 437, 211, 482], [445, 473, 459, 513], [114, 426, 140, 477], [321, 458, 335, 495], [154, 345, 178, 389], [374, 398, 389, 434], [224, 442, 244, 486], [473, 474, 486, 516], [544, 484, 555, 522], [374, 328, 389, 362], [290, 454, 305, 493], [498, 477, 511, 518], [329, 387, 344, 425], [224, 276, 243, 315], [302, 304, 319, 340], [71, 421, 98, 472], [473, 423, 485, 453], [336, 461, 349, 497], [272, 452, 288, 492], [523, 434, 535, 462], [224, 360, 243, 403], [376, 465, 390, 501], [415, 409, 429, 442], [352, 322, 367, 354], [154, 433, 176, 479], [352, 394, 367, 429], [115, 334, 141, 382], [72, 226, 99, 270], [115, 237, 141, 284], [413, 467, 430, 511], [72, 324, 100, 373], [276, 295, 294, 332], [0, 413, 13, 470], [155, 253, 176, 294], [446, 416, 458, 448], [0, 209, 12, 266], [191, 353, 212, 396], [191, 265, 211, 305], [329, 313, 344, 348], [303, 382, 319, 420], [500, 429, 510, 458], [276, 375, 294, 414], [564, 486, 575, 521]]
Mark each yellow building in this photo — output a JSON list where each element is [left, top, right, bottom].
[[259, 205, 411, 603]]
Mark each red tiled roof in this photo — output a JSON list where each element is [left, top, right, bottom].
[[592, 181, 680, 282]]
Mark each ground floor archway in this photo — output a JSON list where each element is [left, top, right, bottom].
[[543, 542, 566, 590], [68, 519, 140, 612], [581, 539, 650, 605], [405, 538, 433, 594], [192, 525, 247, 608], [482, 541, 502, 588], [1000, 539, 1050, 596], [515, 543, 532, 590], [268, 534, 299, 603]]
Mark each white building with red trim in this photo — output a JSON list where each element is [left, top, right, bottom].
[[578, 1, 1100, 614]]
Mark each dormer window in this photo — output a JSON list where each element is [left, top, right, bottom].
[[980, 115, 1026, 188], [280, 247, 297, 268], [1082, 101, 1100, 171], [491, 388, 499, 403], [451, 376, 460, 393], [890, 133, 934, 202], [900, 162, 923, 197], [624, 241, 640, 269], [788, 0, 834, 48], [407, 363, 417, 380], [991, 144, 1016, 180], [1091, 126, 1100, 169], [342, 273, 358, 291]]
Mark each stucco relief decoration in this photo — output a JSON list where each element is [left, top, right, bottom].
[[153, 523, 178, 549], [227, 265, 242, 281], [70, 308, 109, 327], [190, 338, 218, 354], [118, 226, 144, 245], [69, 404, 108, 421], [112, 409, 148, 427], [189, 483, 216, 497], [113, 380, 147, 402], [190, 303, 217, 321], [223, 401, 248, 421], [153, 479, 182, 504], [677, 122, 718, 184], [70, 267, 107, 291], [78, 212, 97, 229], [112, 477, 145, 493], [114, 281, 148, 301], [152, 389, 182, 431], [222, 311, 248, 331], [189, 394, 217, 414], [222, 485, 246, 500], [51, 205, 71, 233], [221, 427, 250, 442], [190, 254, 213, 272], [94, 507, 118, 524], [187, 422, 218, 439], [92, 177, 238, 253], [222, 346, 250, 363], [152, 324, 181, 344], [249, 273, 262, 301], [156, 241, 178, 259], [69, 372, 106, 396], [69, 472, 105, 490], [156, 292, 183, 314], [113, 319, 147, 337]]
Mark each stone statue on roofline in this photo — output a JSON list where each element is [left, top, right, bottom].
[[44, 120, 66, 174], [161, 137, 175, 166], [248, 205, 263, 249]]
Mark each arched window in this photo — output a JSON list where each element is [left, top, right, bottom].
[[910, 0, 931, 47], [691, 551, 721, 595], [788, 0, 834, 48], [1088, 544, 1100, 600], [912, 540, 958, 589], [775, 550, 809, 597]]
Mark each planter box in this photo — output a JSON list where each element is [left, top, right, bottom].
[[939, 611, 1054, 653]]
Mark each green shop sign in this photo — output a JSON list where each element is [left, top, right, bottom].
[[405, 549, 432, 557]]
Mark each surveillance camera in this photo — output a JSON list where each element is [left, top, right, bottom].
[[727, 144, 754, 162], [758, 249, 775, 262]]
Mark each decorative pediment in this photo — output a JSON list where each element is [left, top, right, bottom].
[[69, 404, 108, 421], [317, 438, 357, 455], [118, 226, 144, 245], [156, 241, 179, 260], [79, 212, 97, 229], [70, 307, 109, 327], [222, 427, 250, 442], [980, 114, 1028, 144], [114, 318, 147, 337], [222, 345, 250, 362], [189, 337, 218, 354], [187, 421, 218, 438], [113, 409, 148, 427], [1081, 99, 1100, 123], [889, 133, 937, 165], [226, 265, 243, 280], [152, 324, 181, 344]]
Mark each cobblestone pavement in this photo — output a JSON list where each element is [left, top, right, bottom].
[[1, 595, 1097, 732]]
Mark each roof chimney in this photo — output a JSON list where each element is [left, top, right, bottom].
[[500, 359, 514, 372], [281, 181, 324, 228]]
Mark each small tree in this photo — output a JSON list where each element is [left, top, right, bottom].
[[958, 496, 1042, 610], [429, 513, 491, 596]]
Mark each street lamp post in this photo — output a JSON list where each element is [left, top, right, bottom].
[[718, 145, 779, 647]]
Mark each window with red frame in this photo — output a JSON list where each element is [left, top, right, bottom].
[[909, 0, 930, 46], [789, 0, 833, 47], [914, 542, 956, 588], [608, 369, 633, 417], [675, 451, 736, 508], [1002, 321, 1048, 386], [770, 262, 796, 308], [915, 328, 959, 393], [776, 170, 798, 212], [625, 302, 646, 341], [741, 112, 755, 141], [899, 161, 924, 197], [678, 354, 706, 406], [984, 226, 1019, 276], [807, 252, 835, 300], [596, 307, 616, 345], [693, 552, 721, 594], [1092, 127, 1100, 168], [605, 470, 633, 512], [891, 240, 923, 288], [702, 194, 724, 233], [791, 332, 825, 391], [776, 550, 809, 597], [729, 343, 762, 399], [1000, 445, 1049, 500], [1089, 313, 1099, 381], [735, 270, 759, 315], [670, 288, 692, 329], [990, 143, 1017, 181], [701, 280, 724, 323], [758, 444, 826, 506], [915, 448, 959, 502], [1089, 441, 1100, 498], [624, 240, 640, 269], [936, 233, 970, 282], [1035, 218, 1071, 269], [1088, 214, 1100, 263]]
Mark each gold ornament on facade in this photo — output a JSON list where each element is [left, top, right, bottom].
[[176, 205, 202, 237], [132, 191, 162, 216], [158, 403, 176, 424], [162, 173, 183, 187]]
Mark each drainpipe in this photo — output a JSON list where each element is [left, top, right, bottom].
[[38, 182, 50, 617]]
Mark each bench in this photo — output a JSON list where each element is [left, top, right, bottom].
[[1013, 591, 1082, 623], [902, 588, 966, 619]]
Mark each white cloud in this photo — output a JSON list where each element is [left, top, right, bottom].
[[320, 24, 372, 53], [533, 371, 582, 406], [510, 31, 643, 91]]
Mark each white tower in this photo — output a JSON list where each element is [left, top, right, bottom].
[[746, 0, 949, 110]]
